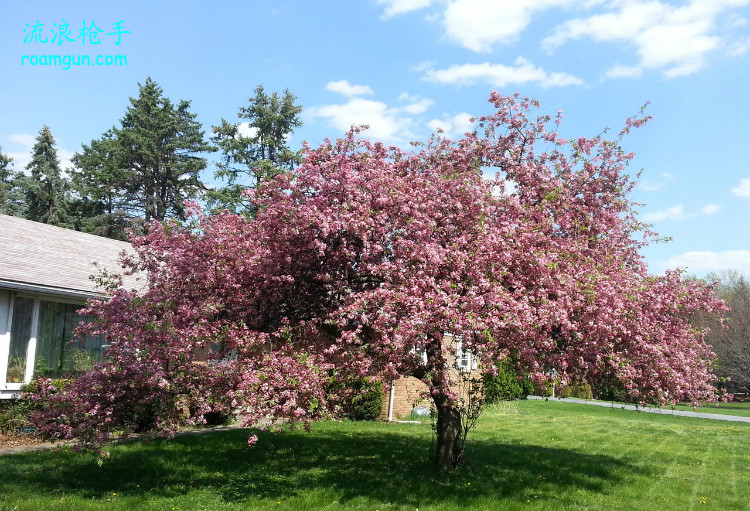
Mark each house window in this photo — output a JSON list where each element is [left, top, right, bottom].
[[6, 297, 35, 383], [3, 294, 106, 384], [35, 301, 105, 377], [455, 340, 477, 373]]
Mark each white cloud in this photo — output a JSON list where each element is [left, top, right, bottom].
[[310, 87, 435, 143], [726, 37, 750, 57], [442, 0, 536, 52], [379, 0, 747, 79], [701, 204, 721, 215], [325, 80, 375, 97], [440, 0, 596, 52], [308, 99, 419, 143], [726, 12, 748, 27], [639, 171, 674, 191], [378, 0, 608, 52], [605, 64, 643, 79], [236, 122, 259, 138], [642, 203, 723, 221], [397, 93, 434, 114], [58, 149, 75, 173], [732, 177, 750, 198], [543, 0, 750, 79], [378, 0, 436, 18], [6, 151, 29, 172], [427, 112, 474, 139], [653, 250, 750, 276], [423, 57, 584, 88], [9, 134, 36, 147], [413, 60, 438, 72], [642, 205, 686, 222]]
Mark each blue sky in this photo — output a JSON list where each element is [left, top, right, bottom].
[[2, 0, 748, 277]]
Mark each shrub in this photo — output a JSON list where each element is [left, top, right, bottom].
[[0, 397, 37, 436], [330, 377, 384, 421], [535, 383, 554, 398], [592, 377, 630, 402], [558, 383, 594, 399], [0, 378, 72, 437], [484, 359, 533, 403]]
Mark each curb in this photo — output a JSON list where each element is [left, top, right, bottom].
[[527, 395, 750, 423]]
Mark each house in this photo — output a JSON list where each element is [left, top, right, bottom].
[[0, 214, 139, 398], [380, 336, 480, 420], [0, 213, 480, 419]]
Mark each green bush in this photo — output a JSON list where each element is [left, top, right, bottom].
[[592, 377, 630, 402], [558, 383, 593, 399], [348, 378, 384, 421], [484, 359, 533, 403], [535, 383, 554, 398], [0, 397, 37, 435], [330, 377, 384, 421], [0, 379, 72, 436]]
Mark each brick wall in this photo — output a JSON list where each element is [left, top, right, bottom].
[[379, 376, 430, 420], [380, 335, 482, 420]]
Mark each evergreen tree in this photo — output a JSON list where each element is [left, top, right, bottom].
[[208, 85, 302, 213], [70, 130, 135, 240], [0, 146, 24, 216], [23, 126, 70, 226], [72, 77, 213, 234]]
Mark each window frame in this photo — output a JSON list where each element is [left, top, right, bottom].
[[1, 291, 97, 388]]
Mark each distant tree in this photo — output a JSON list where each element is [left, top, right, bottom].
[[70, 130, 137, 240], [0, 145, 11, 184], [72, 77, 213, 233], [22, 126, 70, 226], [0, 146, 25, 216], [208, 85, 302, 214], [703, 270, 750, 395]]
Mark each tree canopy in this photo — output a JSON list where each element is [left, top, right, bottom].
[[71, 77, 212, 236], [207, 85, 302, 214], [0, 146, 24, 217], [35, 93, 727, 469], [21, 126, 70, 226], [700, 270, 750, 395]]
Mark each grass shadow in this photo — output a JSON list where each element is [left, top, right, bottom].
[[0, 422, 646, 507]]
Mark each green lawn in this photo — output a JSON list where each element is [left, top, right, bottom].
[[669, 401, 750, 417], [555, 397, 750, 417], [1, 400, 748, 511]]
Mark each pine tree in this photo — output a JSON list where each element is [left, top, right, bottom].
[[0, 146, 23, 216], [70, 130, 134, 240], [23, 126, 70, 226], [208, 85, 302, 214], [72, 77, 213, 235]]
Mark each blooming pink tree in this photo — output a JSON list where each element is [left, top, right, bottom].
[[37, 93, 726, 469]]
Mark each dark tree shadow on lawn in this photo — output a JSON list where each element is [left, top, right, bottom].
[[0, 424, 648, 507]]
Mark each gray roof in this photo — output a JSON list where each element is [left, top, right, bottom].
[[0, 214, 142, 300]]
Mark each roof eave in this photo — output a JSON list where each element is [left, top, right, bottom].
[[0, 279, 108, 302]]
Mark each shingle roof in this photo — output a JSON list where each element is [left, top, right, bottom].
[[0, 214, 142, 299]]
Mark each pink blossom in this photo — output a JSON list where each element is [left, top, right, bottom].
[[29, 93, 726, 460]]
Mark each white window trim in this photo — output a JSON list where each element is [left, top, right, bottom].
[[0, 292, 14, 391], [1, 292, 90, 389], [409, 344, 428, 366], [455, 340, 477, 373]]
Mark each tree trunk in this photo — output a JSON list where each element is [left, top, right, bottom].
[[433, 393, 465, 470]]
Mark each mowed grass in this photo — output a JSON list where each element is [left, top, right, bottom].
[[669, 400, 750, 417], [1, 400, 748, 511], [585, 398, 750, 417]]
